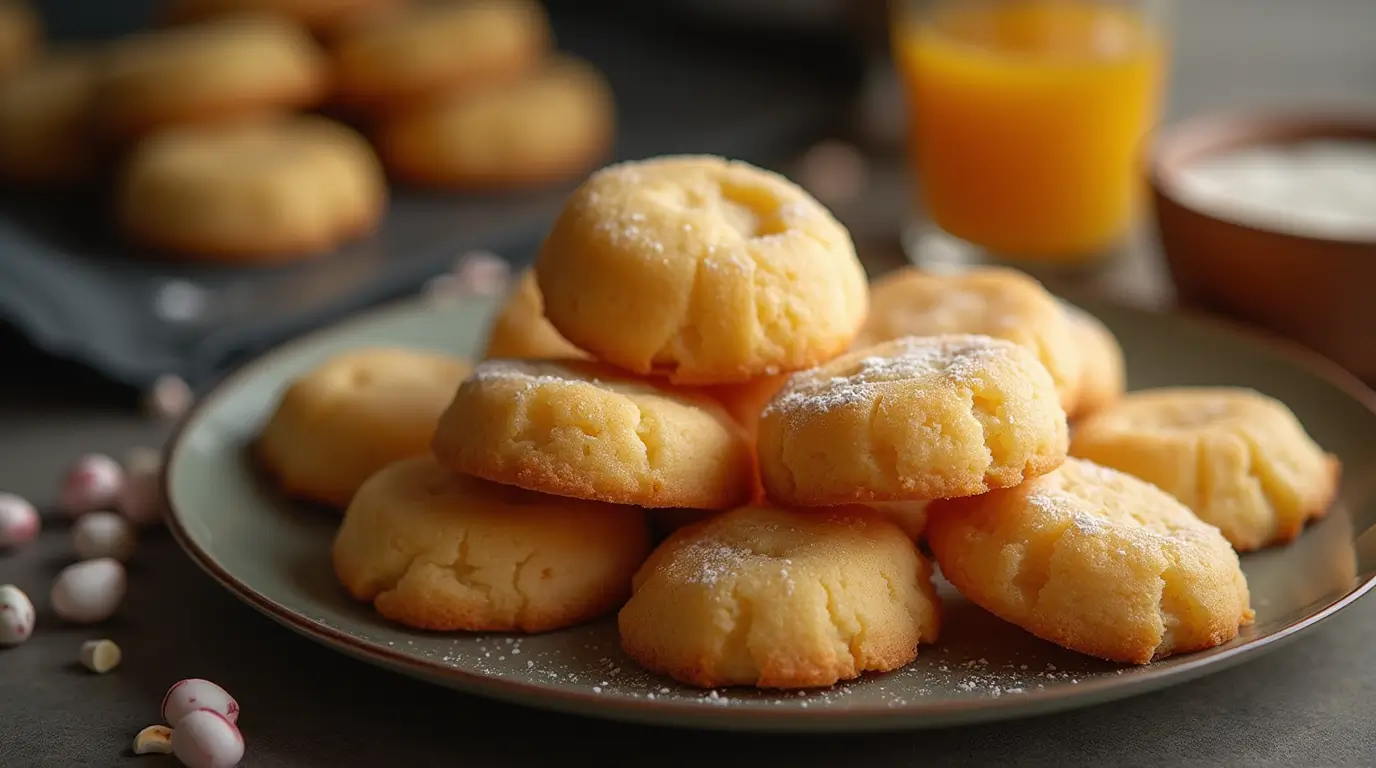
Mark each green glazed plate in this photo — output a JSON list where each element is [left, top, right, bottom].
[[164, 293, 1376, 732]]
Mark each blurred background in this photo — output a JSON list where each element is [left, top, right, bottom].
[[1, 0, 1374, 401]]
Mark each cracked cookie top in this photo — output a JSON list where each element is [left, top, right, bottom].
[[1070, 386, 1340, 551], [927, 457, 1254, 665], [533, 154, 869, 385], [757, 333, 1068, 506], [431, 358, 755, 509]]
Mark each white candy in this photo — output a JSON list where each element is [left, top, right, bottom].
[[0, 493, 39, 548], [72, 512, 136, 562], [133, 724, 174, 755], [60, 454, 124, 517], [144, 374, 195, 422], [0, 584, 35, 646], [51, 558, 126, 624], [117, 449, 164, 527], [163, 679, 240, 726], [171, 709, 244, 768], [451, 250, 510, 296], [79, 638, 122, 673]]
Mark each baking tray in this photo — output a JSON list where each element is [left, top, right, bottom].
[[0, 3, 862, 392]]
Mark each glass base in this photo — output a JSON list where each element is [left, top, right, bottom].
[[900, 220, 1123, 284]]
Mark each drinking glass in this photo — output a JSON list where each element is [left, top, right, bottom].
[[891, 0, 1173, 270]]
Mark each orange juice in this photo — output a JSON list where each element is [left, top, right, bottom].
[[894, 1, 1167, 260]]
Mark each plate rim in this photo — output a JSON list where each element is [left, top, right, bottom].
[[161, 293, 1376, 732]]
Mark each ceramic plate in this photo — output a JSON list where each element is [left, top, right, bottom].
[[164, 294, 1376, 732]]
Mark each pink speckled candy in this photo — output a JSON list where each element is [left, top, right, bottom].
[[171, 708, 244, 768], [163, 679, 240, 726], [60, 454, 124, 517], [0, 493, 39, 548], [0, 584, 35, 646]]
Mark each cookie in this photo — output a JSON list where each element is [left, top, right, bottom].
[[161, 0, 403, 35], [432, 358, 755, 509], [482, 269, 589, 361], [329, 0, 550, 110], [256, 347, 471, 508], [856, 266, 1081, 411], [927, 458, 1254, 664], [618, 504, 940, 689], [869, 502, 929, 541], [376, 56, 614, 190], [117, 115, 387, 262], [0, 52, 99, 185], [0, 1, 38, 79], [536, 155, 870, 385], [1069, 387, 1341, 552], [1063, 302, 1126, 420], [702, 374, 789, 439], [333, 455, 651, 633], [98, 15, 327, 140], [758, 334, 1067, 506]]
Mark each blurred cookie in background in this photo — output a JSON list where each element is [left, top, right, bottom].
[[160, 0, 407, 37], [328, 0, 550, 112], [0, 51, 101, 186], [116, 115, 387, 262], [0, 0, 39, 79], [375, 56, 613, 191], [97, 14, 328, 142]]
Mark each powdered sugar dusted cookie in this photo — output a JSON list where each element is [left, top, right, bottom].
[[758, 334, 1067, 506], [927, 457, 1254, 664], [618, 504, 940, 688]]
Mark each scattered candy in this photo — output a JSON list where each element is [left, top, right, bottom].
[[73, 512, 136, 562], [51, 558, 126, 624], [796, 139, 869, 205], [79, 638, 122, 673], [451, 250, 510, 296], [133, 724, 174, 755], [144, 374, 195, 422], [171, 709, 244, 768], [0, 493, 39, 549], [163, 679, 240, 726], [117, 449, 164, 527], [0, 584, 35, 646], [60, 454, 124, 518]]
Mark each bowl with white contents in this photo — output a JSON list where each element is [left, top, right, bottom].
[[1149, 111, 1376, 382]]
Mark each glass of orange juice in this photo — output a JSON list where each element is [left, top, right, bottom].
[[891, 0, 1172, 269]]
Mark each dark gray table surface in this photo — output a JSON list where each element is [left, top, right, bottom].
[[4, 1, 1376, 765]]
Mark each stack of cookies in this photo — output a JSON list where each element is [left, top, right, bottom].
[[0, 0, 614, 263], [255, 153, 1342, 691]]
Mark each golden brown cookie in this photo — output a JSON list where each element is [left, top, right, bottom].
[[0, 52, 98, 185], [1063, 302, 1126, 420], [758, 334, 1067, 506], [97, 15, 327, 141], [432, 358, 755, 509], [482, 269, 589, 361], [376, 56, 614, 190], [256, 347, 471, 508], [0, 1, 39, 79], [1070, 387, 1341, 552], [856, 266, 1081, 411], [329, 0, 550, 110], [869, 502, 929, 541], [333, 455, 652, 632], [618, 504, 941, 689], [536, 155, 870, 385], [161, 0, 403, 35], [117, 115, 387, 262], [927, 458, 1254, 664]]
